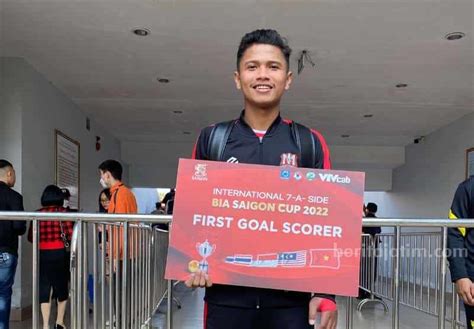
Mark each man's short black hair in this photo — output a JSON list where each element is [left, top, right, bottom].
[[237, 29, 292, 71], [41, 185, 65, 207], [98, 160, 123, 181], [0, 159, 13, 170], [366, 202, 378, 213]]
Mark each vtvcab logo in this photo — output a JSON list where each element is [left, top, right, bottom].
[[318, 173, 351, 184], [192, 164, 208, 181]]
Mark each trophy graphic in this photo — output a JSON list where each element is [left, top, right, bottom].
[[196, 240, 216, 273]]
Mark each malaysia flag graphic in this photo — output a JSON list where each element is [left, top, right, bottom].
[[277, 251, 307, 267]]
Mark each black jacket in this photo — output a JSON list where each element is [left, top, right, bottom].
[[362, 213, 381, 236], [0, 181, 26, 256], [193, 111, 334, 308], [447, 176, 474, 282]]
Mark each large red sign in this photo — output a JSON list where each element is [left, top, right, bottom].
[[165, 159, 365, 296]]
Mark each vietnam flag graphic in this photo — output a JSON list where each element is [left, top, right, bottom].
[[309, 249, 341, 269]]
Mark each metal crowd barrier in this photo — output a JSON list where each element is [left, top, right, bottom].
[[1, 213, 473, 329], [0, 212, 171, 329], [353, 218, 473, 329], [358, 230, 466, 328], [358, 233, 389, 312]]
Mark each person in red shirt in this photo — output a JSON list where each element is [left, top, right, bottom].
[[28, 185, 73, 329]]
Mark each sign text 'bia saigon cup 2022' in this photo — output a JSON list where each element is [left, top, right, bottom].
[[165, 159, 365, 296]]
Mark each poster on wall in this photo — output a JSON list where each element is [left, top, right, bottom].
[[55, 130, 80, 210], [467, 148, 474, 178]]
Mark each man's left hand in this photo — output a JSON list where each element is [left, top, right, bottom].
[[308, 297, 337, 329]]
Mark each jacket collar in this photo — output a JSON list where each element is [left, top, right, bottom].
[[237, 110, 282, 136], [110, 182, 124, 193]]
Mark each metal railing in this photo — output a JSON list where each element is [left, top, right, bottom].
[[0, 212, 171, 329], [358, 230, 465, 326], [1, 213, 473, 329], [358, 233, 389, 312], [350, 218, 473, 329], [70, 221, 171, 329]]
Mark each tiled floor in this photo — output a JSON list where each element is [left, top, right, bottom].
[[149, 283, 466, 329], [10, 284, 466, 328]]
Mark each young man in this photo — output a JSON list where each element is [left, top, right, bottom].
[[363, 202, 381, 236], [186, 30, 337, 329], [447, 176, 474, 328], [98, 160, 137, 216], [0, 160, 26, 329], [359, 202, 381, 300], [98, 160, 137, 327]]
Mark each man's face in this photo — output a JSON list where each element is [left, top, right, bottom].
[[99, 170, 111, 188], [234, 44, 293, 110]]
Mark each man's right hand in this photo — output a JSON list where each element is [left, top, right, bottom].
[[455, 278, 474, 305], [184, 270, 213, 288]]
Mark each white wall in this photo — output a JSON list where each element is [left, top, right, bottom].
[[123, 141, 192, 187], [1, 57, 123, 311], [368, 112, 474, 219], [0, 58, 23, 192], [124, 141, 401, 190], [0, 58, 25, 313]]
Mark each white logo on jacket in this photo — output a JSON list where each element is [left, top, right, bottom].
[[280, 153, 297, 167]]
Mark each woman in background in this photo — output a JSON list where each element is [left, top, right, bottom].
[[98, 188, 111, 213], [29, 185, 73, 329]]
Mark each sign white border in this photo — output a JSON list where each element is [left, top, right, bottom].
[[55, 130, 80, 210]]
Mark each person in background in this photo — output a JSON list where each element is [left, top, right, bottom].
[[60, 188, 77, 212], [0, 160, 25, 329], [161, 188, 175, 214], [28, 185, 73, 329], [359, 202, 382, 300], [447, 176, 474, 328], [97, 187, 111, 244], [151, 202, 168, 230], [98, 188, 111, 213], [151, 202, 165, 215], [98, 160, 137, 216], [363, 202, 381, 236], [97, 160, 137, 326]]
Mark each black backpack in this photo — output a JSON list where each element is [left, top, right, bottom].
[[207, 120, 317, 168]]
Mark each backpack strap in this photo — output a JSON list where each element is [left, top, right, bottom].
[[208, 120, 235, 161], [291, 122, 316, 168]]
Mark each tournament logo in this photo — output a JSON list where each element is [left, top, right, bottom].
[[192, 163, 208, 181], [196, 240, 216, 273], [280, 153, 297, 167], [280, 169, 291, 180], [294, 172, 302, 180], [306, 172, 316, 181]]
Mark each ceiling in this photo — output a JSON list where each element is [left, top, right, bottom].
[[1, 0, 473, 149]]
